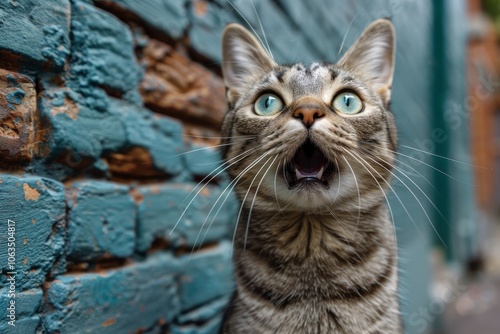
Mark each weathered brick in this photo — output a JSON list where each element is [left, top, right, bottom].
[[38, 88, 127, 165], [69, 0, 142, 104], [66, 181, 135, 261], [0, 288, 42, 333], [0, 175, 66, 290], [107, 98, 185, 177], [44, 252, 180, 334], [136, 183, 237, 252], [140, 39, 226, 130], [179, 242, 234, 311], [95, 0, 188, 39], [0, 69, 36, 163], [0, 0, 70, 71], [38, 91, 184, 177]]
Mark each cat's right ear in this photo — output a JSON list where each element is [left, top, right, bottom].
[[221, 24, 276, 104]]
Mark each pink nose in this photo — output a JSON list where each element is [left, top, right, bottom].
[[293, 106, 325, 128]]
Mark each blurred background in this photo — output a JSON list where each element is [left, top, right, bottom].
[[0, 0, 498, 333]]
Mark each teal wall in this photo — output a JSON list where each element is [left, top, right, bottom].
[[0, 1, 474, 333]]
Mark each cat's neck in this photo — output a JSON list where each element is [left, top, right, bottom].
[[233, 204, 396, 266]]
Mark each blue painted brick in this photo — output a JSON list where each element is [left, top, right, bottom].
[[177, 296, 229, 324], [44, 251, 180, 334], [95, 0, 188, 39], [38, 91, 184, 177], [0, 0, 70, 71], [0, 175, 66, 290], [173, 296, 229, 333], [66, 181, 135, 261], [188, 1, 239, 62], [183, 143, 222, 177], [38, 87, 126, 163], [109, 98, 185, 176], [0, 288, 43, 320], [70, 1, 141, 102], [136, 183, 237, 252], [171, 315, 224, 334], [178, 242, 234, 311]]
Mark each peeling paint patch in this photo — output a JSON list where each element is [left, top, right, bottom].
[[101, 318, 116, 327], [23, 183, 41, 201]]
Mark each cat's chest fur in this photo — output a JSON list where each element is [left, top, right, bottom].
[[223, 209, 400, 333]]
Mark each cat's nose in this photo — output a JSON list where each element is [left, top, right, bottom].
[[293, 106, 325, 128]]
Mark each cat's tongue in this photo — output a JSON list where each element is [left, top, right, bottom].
[[293, 142, 325, 180]]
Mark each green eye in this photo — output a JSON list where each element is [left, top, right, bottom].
[[254, 93, 284, 116], [333, 92, 363, 115]]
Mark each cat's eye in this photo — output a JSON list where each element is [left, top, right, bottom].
[[254, 93, 284, 116], [332, 92, 363, 115]]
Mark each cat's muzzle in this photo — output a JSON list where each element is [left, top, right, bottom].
[[284, 139, 336, 189]]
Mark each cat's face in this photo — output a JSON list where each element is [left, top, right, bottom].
[[220, 20, 397, 212]]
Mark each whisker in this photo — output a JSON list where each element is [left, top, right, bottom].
[[399, 144, 491, 170], [367, 155, 451, 231], [171, 146, 260, 236], [250, 0, 275, 61], [244, 155, 278, 250], [232, 152, 272, 254], [226, 0, 274, 60], [196, 152, 272, 252], [341, 155, 361, 229], [182, 145, 261, 203]]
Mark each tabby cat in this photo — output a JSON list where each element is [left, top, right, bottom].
[[219, 19, 402, 334]]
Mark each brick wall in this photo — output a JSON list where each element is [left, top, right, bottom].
[[0, 1, 246, 333], [0, 1, 473, 334]]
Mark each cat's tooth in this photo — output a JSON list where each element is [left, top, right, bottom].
[[295, 168, 303, 180], [315, 167, 324, 180]]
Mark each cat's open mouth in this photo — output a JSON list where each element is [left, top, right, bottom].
[[284, 139, 336, 189]]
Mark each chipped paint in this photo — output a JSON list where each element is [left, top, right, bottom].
[[101, 318, 116, 327], [23, 183, 41, 201]]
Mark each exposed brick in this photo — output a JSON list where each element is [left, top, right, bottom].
[[0, 288, 42, 333], [178, 242, 234, 311], [95, 0, 188, 39], [0, 0, 70, 72], [66, 181, 135, 261], [0, 69, 36, 163], [44, 252, 180, 334], [0, 175, 66, 290], [136, 183, 237, 252], [69, 1, 142, 104], [140, 39, 226, 130]]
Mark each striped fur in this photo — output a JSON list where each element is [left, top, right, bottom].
[[220, 20, 402, 334]]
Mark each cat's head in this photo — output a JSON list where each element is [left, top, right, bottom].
[[220, 20, 397, 212]]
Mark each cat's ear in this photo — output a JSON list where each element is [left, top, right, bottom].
[[221, 23, 276, 104], [339, 19, 395, 104]]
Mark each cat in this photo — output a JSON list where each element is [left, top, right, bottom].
[[219, 19, 402, 334]]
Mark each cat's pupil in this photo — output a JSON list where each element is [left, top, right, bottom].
[[265, 97, 274, 108], [344, 95, 351, 107]]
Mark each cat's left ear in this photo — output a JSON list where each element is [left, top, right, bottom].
[[221, 23, 277, 105], [339, 19, 395, 104]]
